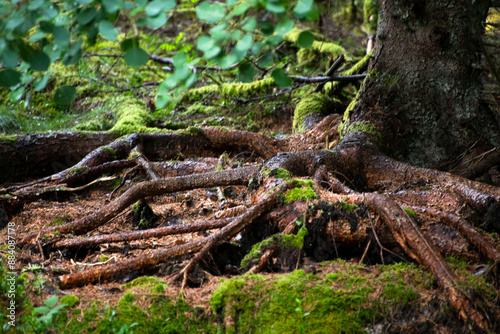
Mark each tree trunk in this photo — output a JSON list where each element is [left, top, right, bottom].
[[346, 0, 500, 169]]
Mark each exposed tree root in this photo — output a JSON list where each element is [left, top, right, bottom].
[[5, 128, 500, 332], [17, 166, 259, 248], [52, 217, 235, 249]]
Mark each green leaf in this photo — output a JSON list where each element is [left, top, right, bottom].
[[102, 0, 121, 13], [305, 3, 320, 21], [173, 52, 187, 68], [275, 20, 294, 36], [123, 46, 149, 67], [28, 31, 46, 43], [266, 2, 286, 13], [76, 7, 97, 25], [54, 86, 76, 106], [0, 69, 21, 87], [1, 48, 18, 68], [98, 20, 118, 41], [45, 295, 58, 308], [196, 36, 215, 52], [145, 12, 167, 29], [145, 0, 175, 16], [238, 63, 255, 83], [34, 71, 51, 91], [196, 1, 226, 24], [242, 17, 257, 32], [34, 306, 50, 314], [219, 54, 238, 69], [203, 46, 221, 59], [53, 26, 70, 47], [228, 3, 249, 17], [297, 31, 314, 48], [235, 34, 253, 53], [155, 94, 172, 109], [10, 86, 25, 102], [121, 38, 137, 51], [293, 0, 313, 17], [63, 39, 83, 66], [28, 0, 45, 10], [22, 48, 50, 71], [272, 68, 291, 87], [260, 21, 274, 36]]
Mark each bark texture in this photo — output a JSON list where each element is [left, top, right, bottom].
[[347, 0, 500, 169]]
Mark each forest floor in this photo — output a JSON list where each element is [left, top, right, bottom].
[[2, 114, 498, 334]]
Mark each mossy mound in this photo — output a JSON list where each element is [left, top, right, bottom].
[[210, 262, 432, 334], [293, 93, 335, 132]]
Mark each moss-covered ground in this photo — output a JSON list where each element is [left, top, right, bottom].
[[3, 256, 495, 333]]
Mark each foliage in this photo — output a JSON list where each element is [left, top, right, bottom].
[[0, 0, 320, 109]]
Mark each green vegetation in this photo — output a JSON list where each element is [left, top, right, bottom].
[[285, 179, 318, 203], [241, 226, 308, 268], [211, 261, 433, 333]]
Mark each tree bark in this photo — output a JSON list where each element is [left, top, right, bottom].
[[347, 0, 500, 169]]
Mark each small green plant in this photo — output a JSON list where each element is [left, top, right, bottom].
[[294, 298, 310, 333], [18, 295, 66, 334], [32, 274, 47, 295], [108, 310, 139, 334]]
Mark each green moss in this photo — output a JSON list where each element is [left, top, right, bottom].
[[128, 151, 141, 159], [271, 168, 291, 180], [363, 0, 379, 35], [293, 93, 333, 132], [68, 166, 88, 174], [0, 134, 17, 144], [338, 200, 358, 213], [284, 28, 347, 66], [60, 295, 80, 308], [323, 54, 371, 95], [344, 121, 382, 142], [338, 89, 360, 139], [122, 276, 166, 290], [100, 146, 117, 159], [382, 281, 420, 306], [403, 208, 417, 218], [131, 201, 141, 213], [284, 179, 318, 203], [241, 226, 308, 268], [108, 98, 160, 135], [50, 214, 71, 226], [181, 78, 276, 102]]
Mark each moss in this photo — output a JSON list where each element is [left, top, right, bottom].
[[344, 121, 382, 142], [0, 135, 18, 144], [363, 0, 379, 35], [403, 208, 417, 218], [181, 78, 276, 102], [68, 166, 88, 174], [100, 146, 117, 159], [382, 281, 420, 306], [323, 54, 371, 95], [108, 98, 160, 135], [50, 214, 71, 226], [241, 226, 308, 268], [131, 201, 141, 213], [293, 93, 333, 132], [338, 200, 358, 213], [271, 168, 291, 180], [284, 28, 347, 66], [60, 295, 80, 308], [338, 89, 360, 139], [128, 151, 141, 159], [285, 179, 318, 203], [121, 276, 166, 290]]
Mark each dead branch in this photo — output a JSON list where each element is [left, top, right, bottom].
[[52, 217, 235, 249], [173, 182, 292, 286], [17, 166, 260, 248]]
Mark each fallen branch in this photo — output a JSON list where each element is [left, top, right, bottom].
[[173, 182, 292, 287], [17, 166, 260, 248], [53, 217, 235, 249]]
